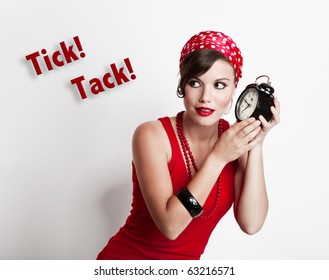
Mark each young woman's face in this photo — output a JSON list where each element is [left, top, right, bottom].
[[183, 59, 235, 126]]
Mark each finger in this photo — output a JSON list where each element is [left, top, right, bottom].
[[237, 117, 257, 130], [258, 115, 270, 129], [270, 106, 280, 124], [247, 133, 263, 149], [229, 118, 256, 133], [243, 125, 262, 143], [273, 97, 280, 114], [239, 119, 261, 140]]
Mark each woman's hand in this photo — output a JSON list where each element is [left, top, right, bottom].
[[212, 118, 262, 164], [253, 97, 281, 145], [212, 97, 280, 164]]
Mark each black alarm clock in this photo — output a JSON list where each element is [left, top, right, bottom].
[[235, 75, 275, 122]]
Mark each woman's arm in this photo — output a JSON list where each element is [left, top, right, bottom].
[[234, 98, 280, 234], [132, 117, 263, 240], [234, 146, 268, 234], [132, 121, 226, 240]]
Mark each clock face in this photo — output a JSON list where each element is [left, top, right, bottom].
[[236, 88, 259, 120]]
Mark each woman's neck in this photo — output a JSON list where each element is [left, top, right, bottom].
[[182, 112, 219, 145]]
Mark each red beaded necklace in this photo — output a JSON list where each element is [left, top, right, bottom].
[[176, 111, 223, 220]]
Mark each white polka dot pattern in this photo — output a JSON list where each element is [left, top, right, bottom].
[[180, 30, 243, 86]]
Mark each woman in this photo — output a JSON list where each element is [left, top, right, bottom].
[[97, 30, 280, 260]]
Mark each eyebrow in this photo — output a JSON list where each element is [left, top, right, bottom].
[[215, 78, 231, 81], [191, 77, 231, 81]]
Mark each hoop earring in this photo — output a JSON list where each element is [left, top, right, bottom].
[[176, 86, 184, 98], [224, 98, 233, 115]]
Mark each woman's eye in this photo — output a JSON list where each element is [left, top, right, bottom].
[[188, 80, 201, 88], [214, 82, 227, 89]]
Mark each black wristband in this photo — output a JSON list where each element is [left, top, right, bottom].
[[176, 188, 203, 218]]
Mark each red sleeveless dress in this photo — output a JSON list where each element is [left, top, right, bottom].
[[97, 116, 237, 260]]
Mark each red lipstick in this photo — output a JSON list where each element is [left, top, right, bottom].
[[195, 107, 215, 117]]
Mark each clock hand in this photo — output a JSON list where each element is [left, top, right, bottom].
[[244, 99, 251, 106], [242, 105, 249, 113]]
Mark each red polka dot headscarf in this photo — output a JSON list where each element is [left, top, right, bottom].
[[180, 30, 243, 86]]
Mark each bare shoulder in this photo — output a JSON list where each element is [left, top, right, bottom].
[[132, 119, 171, 162], [133, 120, 166, 143]]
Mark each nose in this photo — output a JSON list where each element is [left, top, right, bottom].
[[199, 86, 212, 103]]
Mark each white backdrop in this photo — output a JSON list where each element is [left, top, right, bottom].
[[1, 0, 328, 260]]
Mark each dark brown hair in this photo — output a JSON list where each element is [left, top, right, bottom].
[[177, 49, 234, 97]]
